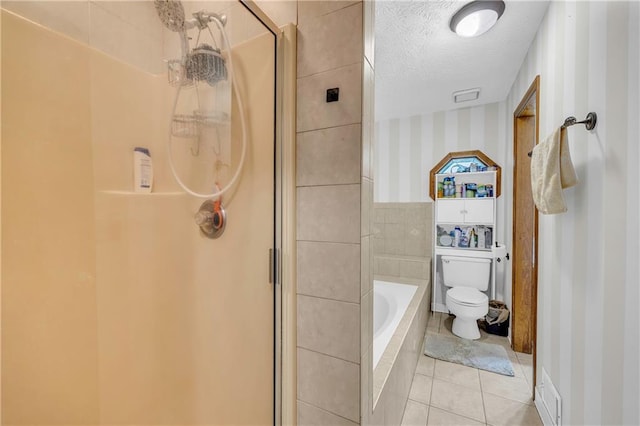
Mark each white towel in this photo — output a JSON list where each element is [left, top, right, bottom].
[[530, 127, 578, 214]]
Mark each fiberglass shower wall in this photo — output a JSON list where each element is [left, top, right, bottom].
[[1, 2, 276, 424]]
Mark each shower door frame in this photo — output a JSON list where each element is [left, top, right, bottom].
[[238, 2, 290, 425]]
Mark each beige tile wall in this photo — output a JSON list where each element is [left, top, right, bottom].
[[372, 202, 433, 281], [360, 0, 375, 424], [295, 1, 366, 424]]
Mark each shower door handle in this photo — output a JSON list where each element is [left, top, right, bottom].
[[269, 248, 279, 285]]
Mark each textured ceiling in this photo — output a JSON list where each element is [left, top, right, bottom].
[[375, 0, 550, 120]]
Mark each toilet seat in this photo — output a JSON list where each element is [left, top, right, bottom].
[[447, 287, 488, 307]]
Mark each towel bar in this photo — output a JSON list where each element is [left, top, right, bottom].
[[527, 112, 597, 157]]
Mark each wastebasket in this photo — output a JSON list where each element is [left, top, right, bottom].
[[478, 300, 510, 336]]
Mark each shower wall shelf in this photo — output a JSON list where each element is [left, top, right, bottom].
[[171, 112, 230, 138], [99, 190, 187, 196]]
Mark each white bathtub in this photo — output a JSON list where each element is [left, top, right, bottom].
[[373, 280, 418, 369]]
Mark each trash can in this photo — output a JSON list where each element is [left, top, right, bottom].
[[478, 300, 510, 336]]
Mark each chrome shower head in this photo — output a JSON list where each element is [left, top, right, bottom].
[[186, 44, 227, 86], [154, 0, 186, 32]]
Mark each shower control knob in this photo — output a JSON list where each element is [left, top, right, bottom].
[[194, 210, 214, 227], [195, 199, 226, 239]]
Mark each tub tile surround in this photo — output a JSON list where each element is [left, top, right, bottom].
[[297, 124, 362, 186], [297, 184, 361, 243], [296, 62, 363, 132], [360, 285, 373, 363], [297, 241, 361, 303], [297, 295, 361, 363], [295, 1, 367, 424], [371, 277, 430, 425], [400, 312, 542, 426], [297, 1, 363, 78], [298, 401, 360, 426], [297, 0, 360, 26], [373, 202, 433, 282], [297, 348, 361, 422], [360, 2, 375, 422]]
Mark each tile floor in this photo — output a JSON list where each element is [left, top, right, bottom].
[[401, 312, 543, 426]]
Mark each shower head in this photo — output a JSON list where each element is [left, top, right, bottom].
[[154, 0, 186, 32], [186, 44, 227, 86]]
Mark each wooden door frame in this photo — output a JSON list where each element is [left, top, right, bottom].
[[512, 76, 539, 385]]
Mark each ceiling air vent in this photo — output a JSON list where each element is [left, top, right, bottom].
[[453, 88, 480, 103]]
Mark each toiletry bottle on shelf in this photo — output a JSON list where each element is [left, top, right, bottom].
[[478, 227, 486, 249], [454, 227, 461, 247], [456, 184, 462, 198], [485, 228, 493, 247], [134, 147, 153, 193]]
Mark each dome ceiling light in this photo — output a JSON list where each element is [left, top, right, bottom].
[[450, 1, 506, 38]]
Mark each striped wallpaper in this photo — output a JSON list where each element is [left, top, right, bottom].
[[506, 2, 639, 425], [374, 101, 511, 302], [374, 1, 639, 424], [375, 101, 507, 205]]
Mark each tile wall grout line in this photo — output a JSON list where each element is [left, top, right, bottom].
[[296, 399, 360, 425], [296, 292, 361, 306], [296, 182, 363, 189], [296, 59, 364, 80], [296, 346, 361, 367], [295, 122, 362, 136]]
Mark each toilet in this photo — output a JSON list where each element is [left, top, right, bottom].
[[441, 255, 492, 340]]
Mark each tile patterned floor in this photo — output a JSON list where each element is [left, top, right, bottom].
[[401, 312, 543, 426]]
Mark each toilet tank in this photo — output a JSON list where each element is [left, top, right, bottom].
[[441, 256, 491, 290]]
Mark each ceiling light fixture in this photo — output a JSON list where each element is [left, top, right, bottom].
[[450, 1, 505, 38]]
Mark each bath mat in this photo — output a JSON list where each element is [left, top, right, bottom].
[[424, 334, 514, 376]]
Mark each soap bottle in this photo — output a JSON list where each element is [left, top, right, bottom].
[[134, 147, 153, 193], [454, 227, 461, 247], [478, 227, 486, 249]]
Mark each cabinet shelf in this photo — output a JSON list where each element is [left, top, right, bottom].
[[436, 196, 495, 200], [431, 152, 501, 313], [428, 150, 502, 199], [434, 247, 495, 258], [436, 171, 497, 179]]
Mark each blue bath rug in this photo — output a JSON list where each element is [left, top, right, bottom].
[[424, 334, 515, 376]]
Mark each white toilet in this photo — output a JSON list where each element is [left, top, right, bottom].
[[442, 255, 492, 340]]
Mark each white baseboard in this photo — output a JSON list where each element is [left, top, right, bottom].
[[535, 387, 555, 426]]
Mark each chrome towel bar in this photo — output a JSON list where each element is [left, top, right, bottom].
[[527, 112, 597, 157]]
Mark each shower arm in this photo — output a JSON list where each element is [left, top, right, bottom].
[[177, 11, 227, 60], [186, 11, 227, 30]]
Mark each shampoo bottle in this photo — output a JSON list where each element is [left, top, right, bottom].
[[134, 147, 153, 193], [454, 227, 461, 247]]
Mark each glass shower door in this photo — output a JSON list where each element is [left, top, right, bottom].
[[1, 1, 277, 424]]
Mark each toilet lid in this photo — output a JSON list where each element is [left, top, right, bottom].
[[448, 287, 488, 306]]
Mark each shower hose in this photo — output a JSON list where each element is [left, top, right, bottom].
[[166, 16, 247, 199]]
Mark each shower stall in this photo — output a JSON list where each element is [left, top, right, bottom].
[[1, 1, 285, 424]]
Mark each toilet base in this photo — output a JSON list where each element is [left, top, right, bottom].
[[451, 316, 481, 340]]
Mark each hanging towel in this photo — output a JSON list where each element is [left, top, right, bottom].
[[530, 127, 578, 214]]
